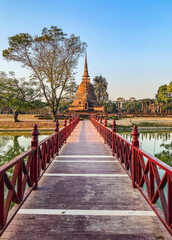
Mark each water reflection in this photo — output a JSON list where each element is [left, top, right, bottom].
[[0, 133, 52, 167], [122, 132, 171, 142], [0, 136, 24, 167], [119, 131, 172, 166]]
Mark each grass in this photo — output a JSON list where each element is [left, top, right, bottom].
[[107, 124, 133, 130], [136, 122, 172, 127]]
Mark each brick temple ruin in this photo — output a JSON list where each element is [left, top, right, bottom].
[[68, 54, 104, 113]]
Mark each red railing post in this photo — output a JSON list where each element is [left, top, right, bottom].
[[64, 118, 67, 143], [100, 117, 102, 136], [31, 124, 39, 190], [0, 175, 4, 229], [55, 119, 59, 155], [131, 125, 139, 188], [95, 116, 98, 131], [17, 161, 23, 201], [104, 118, 107, 143], [69, 116, 72, 134], [112, 120, 116, 156], [104, 118, 107, 127], [167, 174, 172, 226], [113, 119, 116, 133], [149, 163, 154, 200]]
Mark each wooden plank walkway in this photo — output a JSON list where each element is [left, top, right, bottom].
[[1, 120, 171, 239]]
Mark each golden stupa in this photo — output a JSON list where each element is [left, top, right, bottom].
[[68, 54, 104, 112]]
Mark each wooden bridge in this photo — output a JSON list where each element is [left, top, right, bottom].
[[0, 116, 172, 239]]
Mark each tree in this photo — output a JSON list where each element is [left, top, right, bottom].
[[156, 82, 172, 111], [116, 97, 125, 111], [58, 79, 78, 113], [63, 79, 78, 103], [167, 81, 172, 95], [2, 26, 86, 121], [93, 75, 108, 105], [0, 71, 40, 122], [104, 100, 117, 113], [156, 84, 168, 103]]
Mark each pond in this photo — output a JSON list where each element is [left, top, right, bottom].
[[118, 130, 172, 166], [0, 132, 53, 167]]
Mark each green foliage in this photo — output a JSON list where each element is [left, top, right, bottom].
[[93, 75, 108, 106], [58, 101, 71, 113], [161, 142, 172, 150], [104, 101, 117, 113], [63, 79, 78, 103], [123, 99, 142, 114], [35, 115, 53, 120], [58, 78, 78, 113], [112, 116, 118, 120], [155, 150, 172, 166], [3, 26, 86, 121], [0, 71, 41, 121], [137, 122, 172, 127], [156, 81, 172, 110]]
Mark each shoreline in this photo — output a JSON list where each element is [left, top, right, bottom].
[[117, 126, 172, 130], [0, 128, 55, 132], [0, 126, 172, 132]]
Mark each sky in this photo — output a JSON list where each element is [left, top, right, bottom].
[[0, 0, 172, 100]]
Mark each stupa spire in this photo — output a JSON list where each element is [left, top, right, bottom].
[[68, 52, 104, 112], [82, 53, 90, 78]]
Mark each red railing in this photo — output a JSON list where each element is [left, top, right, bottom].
[[91, 116, 172, 234], [0, 115, 80, 234]]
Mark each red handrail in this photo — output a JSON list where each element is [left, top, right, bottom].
[[91, 115, 172, 233], [0, 115, 80, 234]]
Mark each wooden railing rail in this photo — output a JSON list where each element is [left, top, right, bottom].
[[91, 115, 172, 233], [0, 115, 80, 234]]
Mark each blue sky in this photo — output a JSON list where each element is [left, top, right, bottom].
[[0, 0, 172, 100]]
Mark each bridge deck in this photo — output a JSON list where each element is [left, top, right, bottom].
[[1, 120, 171, 239]]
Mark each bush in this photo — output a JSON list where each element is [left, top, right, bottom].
[[34, 115, 52, 120], [112, 116, 118, 120]]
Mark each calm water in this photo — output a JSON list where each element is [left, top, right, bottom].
[[0, 133, 53, 167], [119, 131, 172, 166]]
